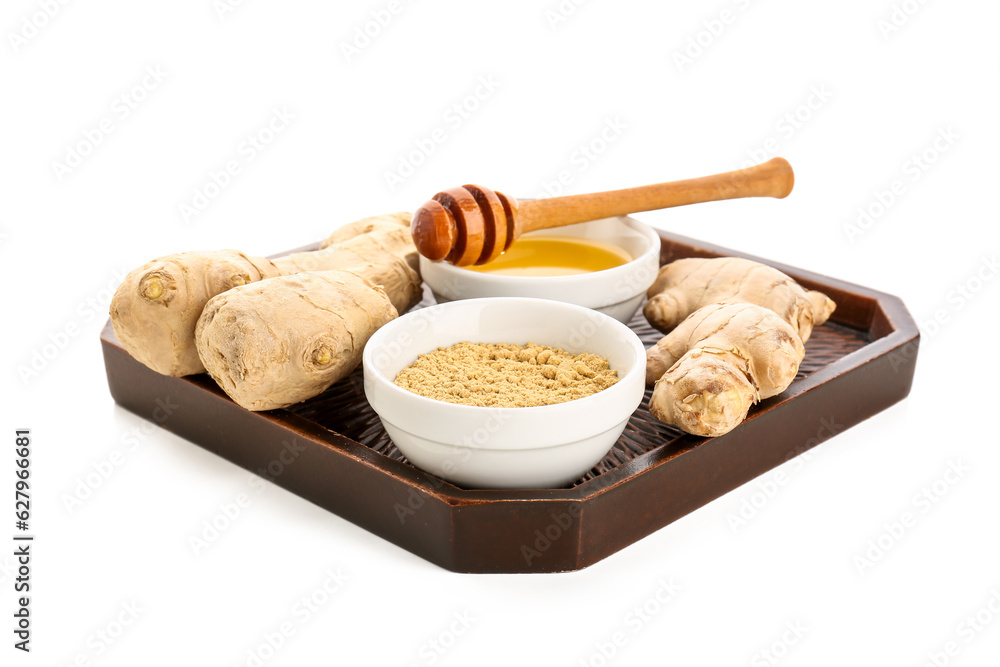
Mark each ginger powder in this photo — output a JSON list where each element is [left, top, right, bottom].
[[394, 341, 619, 408]]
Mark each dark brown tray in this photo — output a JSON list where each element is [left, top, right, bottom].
[[101, 229, 919, 573]]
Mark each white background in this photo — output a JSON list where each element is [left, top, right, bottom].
[[2, 0, 998, 665]]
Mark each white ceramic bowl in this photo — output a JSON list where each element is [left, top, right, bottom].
[[362, 297, 646, 489], [419, 216, 661, 324]]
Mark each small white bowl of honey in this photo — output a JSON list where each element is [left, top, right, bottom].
[[419, 215, 661, 323]]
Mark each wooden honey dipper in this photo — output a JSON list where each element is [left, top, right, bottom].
[[411, 157, 794, 266]]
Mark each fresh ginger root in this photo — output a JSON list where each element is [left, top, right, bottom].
[[110, 213, 414, 377], [646, 302, 805, 437], [644, 257, 835, 342], [195, 267, 416, 411], [644, 257, 836, 436]]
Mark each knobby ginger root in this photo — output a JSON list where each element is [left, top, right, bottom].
[[195, 270, 400, 411], [644, 257, 835, 342], [647, 302, 805, 437], [109, 213, 416, 377]]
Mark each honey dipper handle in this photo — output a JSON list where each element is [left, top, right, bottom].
[[517, 157, 794, 234]]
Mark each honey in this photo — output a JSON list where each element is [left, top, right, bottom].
[[464, 235, 631, 277]]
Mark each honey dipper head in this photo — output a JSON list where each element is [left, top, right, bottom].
[[410, 185, 518, 266], [410, 199, 456, 262]]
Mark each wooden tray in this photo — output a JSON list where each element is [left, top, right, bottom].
[[100, 229, 919, 573]]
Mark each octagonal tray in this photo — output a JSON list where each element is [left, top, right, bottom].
[[100, 228, 919, 573]]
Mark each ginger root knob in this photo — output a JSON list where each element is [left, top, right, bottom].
[[311, 345, 334, 367], [646, 302, 805, 437], [141, 275, 165, 301]]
